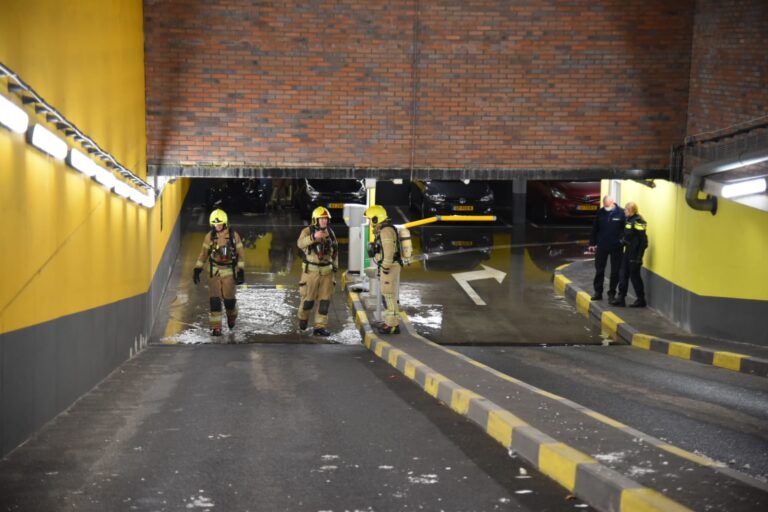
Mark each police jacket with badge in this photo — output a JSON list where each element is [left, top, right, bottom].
[[622, 214, 648, 262], [590, 207, 625, 249]]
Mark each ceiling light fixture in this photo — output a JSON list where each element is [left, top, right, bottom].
[[720, 178, 767, 199]]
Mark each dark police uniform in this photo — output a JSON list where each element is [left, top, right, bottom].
[[614, 214, 648, 307], [589, 206, 626, 299]]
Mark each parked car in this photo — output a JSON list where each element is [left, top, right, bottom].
[[206, 179, 272, 214], [419, 226, 493, 272], [294, 178, 366, 221], [409, 180, 494, 217], [526, 181, 600, 222]]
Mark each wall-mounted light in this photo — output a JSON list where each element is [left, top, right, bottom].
[[94, 166, 117, 190], [30, 124, 67, 159], [3, 62, 157, 208], [68, 148, 99, 177], [0, 94, 28, 133], [113, 181, 133, 199], [721, 178, 767, 198], [140, 191, 156, 209]]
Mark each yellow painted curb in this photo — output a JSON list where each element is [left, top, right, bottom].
[[632, 333, 653, 350], [575, 291, 592, 318], [601, 311, 624, 340], [539, 443, 596, 492], [404, 359, 424, 380], [554, 273, 572, 296], [486, 409, 528, 448], [668, 342, 698, 360], [387, 348, 405, 367], [620, 488, 693, 512], [450, 388, 482, 415], [658, 444, 717, 467], [713, 351, 747, 372], [424, 373, 449, 398]]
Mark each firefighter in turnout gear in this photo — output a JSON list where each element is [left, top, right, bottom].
[[611, 202, 648, 308], [193, 209, 246, 336], [364, 205, 402, 335], [297, 206, 339, 336]]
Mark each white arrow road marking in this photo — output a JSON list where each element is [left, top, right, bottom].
[[451, 265, 506, 306]]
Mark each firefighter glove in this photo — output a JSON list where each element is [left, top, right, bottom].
[[193, 267, 202, 285], [236, 268, 245, 285]]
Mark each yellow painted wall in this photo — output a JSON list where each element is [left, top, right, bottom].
[[609, 180, 768, 301], [0, 0, 189, 334]]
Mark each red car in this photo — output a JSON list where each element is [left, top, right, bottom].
[[527, 181, 601, 222]]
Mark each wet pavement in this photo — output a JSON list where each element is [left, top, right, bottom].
[[0, 344, 593, 512], [4, 203, 766, 510], [155, 206, 603, 348], [455, 344, 768, 482]]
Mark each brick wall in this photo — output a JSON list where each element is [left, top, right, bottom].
[[144, 0, 694, 172], [686, 0, 768, 138]]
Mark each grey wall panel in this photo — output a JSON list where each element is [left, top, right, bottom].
[[644, 269, 768, 346], [0, 210, 183, 457]]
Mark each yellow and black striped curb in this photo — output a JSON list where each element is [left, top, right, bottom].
[[396, 316, 768, 493], [553, 265, 768, 379], [346, 291, 698, 512]]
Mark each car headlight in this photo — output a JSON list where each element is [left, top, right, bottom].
[[550, 187, 566, 199], [426, 192, 446, 202], [306, 183, 320, 200]]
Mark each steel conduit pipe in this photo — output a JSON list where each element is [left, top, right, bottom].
[[686, 146, 768, 214]]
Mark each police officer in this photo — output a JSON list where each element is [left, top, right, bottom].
[[193, 209, 246, 336], [611, 202, 648, 308], [297, 206, 338, 336], [588, 195, 626, 301], [364, 205, 402, 334]]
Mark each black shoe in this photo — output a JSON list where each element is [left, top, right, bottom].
[[299, 319, 308, 330], [376, 324, 400, 335], [610, 297, 626, 307], [211, 328, 223, 336], [313, 328, 331, 337], [590, 293, 603, 301], [629, 299, 646, 308], [607, 292, 616, 301]]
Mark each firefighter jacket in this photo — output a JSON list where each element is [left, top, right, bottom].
[[374, 222, 400, 271], [298, 225, 338, 274], [195, 228, 246, 277], [622, 214, 648, 262]]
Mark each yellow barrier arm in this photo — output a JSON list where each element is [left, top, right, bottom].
[[403, 215, 496, 229]]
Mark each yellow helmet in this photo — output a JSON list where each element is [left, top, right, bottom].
[[209, 209, 228, 227], [311, 206, 331, 225], [364, 205, 388, 225]]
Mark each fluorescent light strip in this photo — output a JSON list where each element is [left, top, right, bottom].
[[94, 166, 117, 190], [69, 148, 99, 177], [0, 94, 28, 133], [721, 178, 767, 198], [31, 124, 67, 159], [113, 181, 133, 198]]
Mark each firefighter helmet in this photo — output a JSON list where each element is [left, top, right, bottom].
[[311, 206, 331, 225], [209, 209, 228, 227], [364, 205, 388, 225]]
